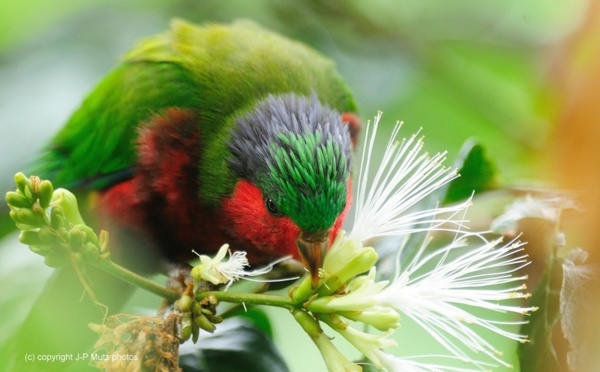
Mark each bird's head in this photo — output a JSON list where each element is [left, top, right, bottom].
[[226, 93, 353, 286]]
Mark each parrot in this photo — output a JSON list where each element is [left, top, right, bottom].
[[2, 19, 359, 370], [37, 19, 359, 280]]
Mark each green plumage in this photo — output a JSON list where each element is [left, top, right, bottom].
[[40, 19, 356, 204], [270, 131, 348, 232]]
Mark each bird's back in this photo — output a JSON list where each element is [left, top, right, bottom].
[[37, 19, 356, 198]]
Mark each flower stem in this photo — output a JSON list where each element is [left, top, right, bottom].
[[196, 291, 294, 309], [94, 259, 180, 303]]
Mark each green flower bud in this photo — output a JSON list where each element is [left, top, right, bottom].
[[200, 307, 214, 317], [29, 244, 52, 255], [83, 242, 100, 261], [51, 189, 85, 225], [6, 191, 32, 209], [69, 228, 84, 251], [192, 302, 202, 315], [38, 180, 54, 209], [50, 206, 65, 229], [194, 313, 216, 333], [73, 224, 99, 246], [291, 233, 379, 302], [192, 323, 199, 343], [177, 295, 194, 312], [180, 325, 192, 341], [38, 227, 55, 243], [190, 265, 203, 283], [339, 308, 400, 332], [23, 184, 34, 201], [14, 172, 30, 195], [16, 208, 44, 227], [318, 247, 378, 297], [19, 230, 43, 245], [292, 309, 321, 338], [209, 315, 223, 324]]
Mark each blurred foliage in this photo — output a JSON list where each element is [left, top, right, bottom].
[[0, 0, 588, 183], [519, 248, 564, 371], [444, 140, 499, 203], [0, 1, 592, 371]]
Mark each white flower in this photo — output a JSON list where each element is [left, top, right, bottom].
[[191, 244, 248, 285], [332, 113, 536, 369], [376, 352, 496, 372], [375, 233, 536, 368], [349, 112, 470, 243], [191, 244, 293, 287]]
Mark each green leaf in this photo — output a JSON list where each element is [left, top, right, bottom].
[[179, 318, 289, 372], [444, 140, 499, 204], [226, 306, 274, 339], [518, 253, 564, 372]]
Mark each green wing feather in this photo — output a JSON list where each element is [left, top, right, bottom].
[[37, 19, 356, 203], [37, 62, 199, 189]]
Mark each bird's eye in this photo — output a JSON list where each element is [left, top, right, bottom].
[[265, 198, 282, 217]]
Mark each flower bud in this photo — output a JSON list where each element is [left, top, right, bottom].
[[16, 208, 43, 227], [192, 301, 202, 315], [19, 230, 43, 246], [38, 180, 54, 209], [209, 315, 223, 324], [177, 295, 194, 312], [318, 246, 378, 297], [6, 191, 32, 209], [83, 242, 100, 261], [74, 224, 99, 246], [292, 232, 379, 301], [29, 244, 52, 255], [192, 322, 200, 343], [292, 309, 321, 338], [194, 313, 216, 333], [69, 228, 84, 251], [339, 308, 400, 332], [180, 325, 192, 341], [51, 188, 85, 225], [38, 227, 55, 243], [50, 206, 65, 230], [14, 172, 29, 194]]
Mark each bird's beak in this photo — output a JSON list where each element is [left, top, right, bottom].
[[296, 231, 329, 288]]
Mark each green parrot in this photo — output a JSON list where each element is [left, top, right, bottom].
[[3, 19, 359, 370]]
